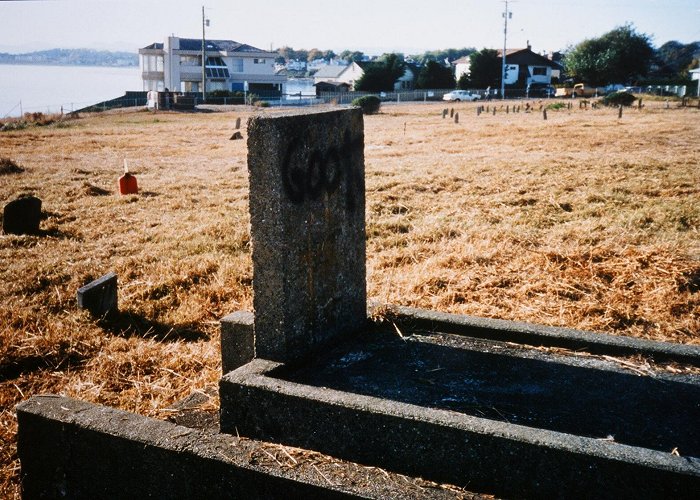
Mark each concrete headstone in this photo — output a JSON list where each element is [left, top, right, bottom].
[[77, 272, 118, 317], [3, 196, 41, 235], [247, 108, 367, 362]]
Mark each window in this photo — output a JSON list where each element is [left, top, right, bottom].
[[532, 67, 547, 76], [254, 58, 265, 64], [205, 57, 230, 79], [180, 55, 201, 65], [142, 55, 164, 72], [230, 58, 244, 72]]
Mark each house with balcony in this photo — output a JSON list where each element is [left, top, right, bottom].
[[139, 36, 286, 95]]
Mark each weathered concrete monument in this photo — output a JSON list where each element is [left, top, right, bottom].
[[17, 108, 700, 498], [247, 108, 366, 362]]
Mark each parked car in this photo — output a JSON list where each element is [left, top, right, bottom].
[[527, 83, 556, 98], [555, 83, 606, 98], [443, 90, 481, 102], [604, 83, 625, 94]]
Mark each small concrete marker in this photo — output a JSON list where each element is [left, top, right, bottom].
[[454, 112, 459, 124], [235, 117, 241, 129], [543, 108, 548, 120], [221, 311, 255, 373], [638, 98, 643, 109], [450, 108, 454, 118], [618, 105, 623, 119], [77, 272, 118, 317], [442, 109, 447, 118], [492, 107, 496, 115], [2, 196, 41, 235]]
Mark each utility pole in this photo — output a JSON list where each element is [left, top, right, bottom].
[[501, 1, 512, 100], [201, 5, 208, 103]]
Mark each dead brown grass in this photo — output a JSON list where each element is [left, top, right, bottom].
[[1, 101, 698, 496]]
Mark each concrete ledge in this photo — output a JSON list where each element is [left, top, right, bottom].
[[16, 395, 434, 499], [220, 359, 700, 499], [380, 304, 700, 366]]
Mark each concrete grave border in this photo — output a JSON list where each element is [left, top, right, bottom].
[[219, 305, 700, 499], [17, 395, 459, 499]]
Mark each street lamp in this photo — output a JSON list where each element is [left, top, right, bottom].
[[501, 1, 512, 100], [202, 6, 210, 102]]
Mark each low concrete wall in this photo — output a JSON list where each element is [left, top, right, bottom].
[[221, 359, 700, 499], [382, 305, 700, 366], [16, 396, 372, 499]]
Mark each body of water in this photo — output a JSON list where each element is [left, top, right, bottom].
[[284, 78, 316, 97], [0, 64, 142, 117]]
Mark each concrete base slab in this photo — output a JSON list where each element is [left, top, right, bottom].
[[220, 307, 700, 499]]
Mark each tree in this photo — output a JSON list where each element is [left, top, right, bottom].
[[415, 60, 455, 89], [354, 53, 406, 92], [307, 48, 322, 62], [467, 49, 501, 89], [276, 46, 308, 63], [340, 50, 365, 63], [322, 50, 337, 62], [457, 73, 470, 90], [653, 41, 700, 79], [563, 24, 654, 85], [410, 47, 475, 66]]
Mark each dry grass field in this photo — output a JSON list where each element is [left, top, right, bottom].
[[1, 100, 699, 496]]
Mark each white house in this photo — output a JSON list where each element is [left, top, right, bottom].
[[690, 67, 700, 97], [313, 62, 417, 91], [139, 36, 286, 94], [453, 47, 560, 87], [313, 62, 364, 90], [394, 66, 416, 91], [497, 47, 560, 86], [452, 56, 471, 82]]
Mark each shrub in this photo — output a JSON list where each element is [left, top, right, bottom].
[[254, 100, 270, 108], [546, 102, 567, 110], [352, 95, 381, 115], [1, 120, 28, 132], [602, 91, 636, 107]]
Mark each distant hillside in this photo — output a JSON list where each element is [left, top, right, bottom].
[[0, 48, 137, 67]]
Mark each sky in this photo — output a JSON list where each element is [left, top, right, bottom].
[[1, 0, 699, 56]]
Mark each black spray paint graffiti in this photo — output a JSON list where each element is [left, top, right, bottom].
[[281, 129, 363, 212]]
